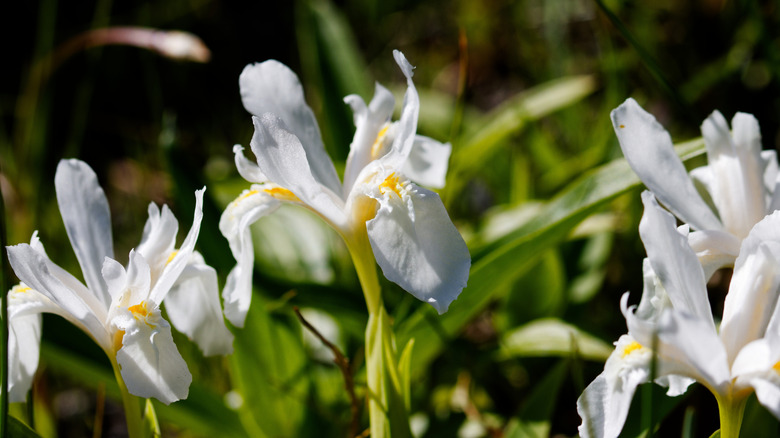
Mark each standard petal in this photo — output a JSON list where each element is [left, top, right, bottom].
[[233, 144, 267, 183], [639, 192, 714, 329], [701, 111, 766, 237], [719, 244, 780, 364], [148, 189, 204, 305], [54, 159, 114, 307], [239, 60, 342, 194], [687, 229, 741, 279], [611, 99, 722, 231], [365, 181, 470, 313], [115, 311, 192, 404], [343, 83, 396, 193], [402, 136, 451, 189], [8, 313, 42, 402], [251, 115, 347, 229], [164, 252, 234, 356], [135, 203, 178, 287], [377, 51, 420, 172], [219, 186, 282, 327]]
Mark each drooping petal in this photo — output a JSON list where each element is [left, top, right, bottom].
[[239, 60, 342, 194], [402, 136, 451, 189], [7, 243, 110, 349], [701, 111, 766, 237], [719, 244, 780, 365], [54, 159, 114, 307], [687, 229, 741, 279], [148, 189, 204, 305], [623, 296, 730, 396], [233, 144, 267, 183], [639, 192, 714, 329], [343, 83, 396, 193], [577, 335, 651, 438], [365, 178, 470, 313], [135, 203, 178, 287], [164, 252, 234, 356], [219, 186, 282, 327], [7, 313, 42, 402], [114, 310, 192, 404], [251, 115, 347, 229], [377, 51, 420, 172], [611, 99, 722, 232]]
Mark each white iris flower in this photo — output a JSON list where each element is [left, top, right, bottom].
[[220, 50, 470, 327], [578, 191, 780, 437], [6, 159, 233, 404], [612, 98, 780, 278]]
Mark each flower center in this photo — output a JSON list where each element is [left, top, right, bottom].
[[379, 173, 404, 198], [128, 301, 155, 328], [621, 341, 644, 358]]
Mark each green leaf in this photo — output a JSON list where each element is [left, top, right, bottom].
[[5, 415, 42, 437], [397, 138, 706, 378], [498, 318, 613, 361], [142, 399, 161, 438], [229, 293, 309, 438], [397, 339, 415, 412], [503, 360, 568, 438], [40, 343, 246, 437]]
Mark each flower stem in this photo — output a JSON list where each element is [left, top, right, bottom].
[[109, 358, 142, 438], [344, 231, 381, 316], [716, 396, 746, 438]]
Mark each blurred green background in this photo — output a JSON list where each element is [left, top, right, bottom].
[[4, 0, 780, 436]]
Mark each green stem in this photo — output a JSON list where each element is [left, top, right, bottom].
[[109, 358, 143, 438], [344, 230, 381, 316], [716, 396, 746, 438]]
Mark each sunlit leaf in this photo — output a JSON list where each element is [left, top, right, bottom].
[[498, 318, 613, 361]]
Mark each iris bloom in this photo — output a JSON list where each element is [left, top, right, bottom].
[[6, 159, 233, 405], [612, 98, 779, 278], [220, 50, 470, 326], [578, 191, 780, 438]]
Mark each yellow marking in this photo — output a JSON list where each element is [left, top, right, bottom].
[[236, 189, 259, 203], [165, 250, 178, 265], [264, 187, 300, 202], [112, 329, 126, 352], [129, 301, 150, 319], [773, 361, 780, 373], [11, 285, 31, 294], [370, 125, 390, 159], [621, 341, 643, 358], [379, 173, 403, 198], [619, 124, 625, 128]]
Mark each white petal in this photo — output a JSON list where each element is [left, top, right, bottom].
[[233, 144, 267, 183], [7, 243, 110, 349], [219, 187, 282, 327], [343, 83, 396, 193], [164, 252, 234, 356], [639, 192, 714, 329], [377, 51, 420, 172], [623, 297, 730, 395], [365, 181, 470, 313], [54, 159, 114, 307], [611, 99, 722, 231], [731, 338, 780, 419], [135, 203, 178, 286], [239, 60, 342, 194], [701, 111, 766, 237], [250, 115, 347, 229], [115, 311, 192, 404], [577, 335, 650, 438], [634, 258, 670, 321], [7, 313, 42, 402], [148, 189, 205, 305], [720, 244, 780, 364], [402, 136, 451, 189], [687, 229, 741, 279]]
